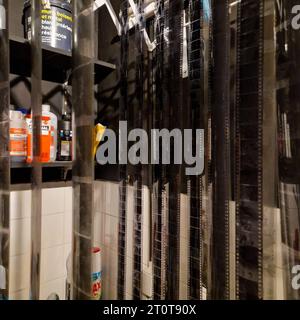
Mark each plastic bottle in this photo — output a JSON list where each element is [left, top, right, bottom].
[[42, 104, 58, 162], [26, 113, 51, 163], [91, 247, 102, 300], [65, 251, 72, 300], [57, 113, 72, 161], [0, 0, 6, 31], [9, 110, 27, 162]]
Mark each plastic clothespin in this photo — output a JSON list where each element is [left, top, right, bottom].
[[93, 123, 107, 157]]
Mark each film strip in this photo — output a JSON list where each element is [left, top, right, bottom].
[[187, 0, 205, 300], [276, 0, 300, 300], [235, 0, 264, 300], [164, 0, 184, 300], [118, 0, 129, 300], [210, 0, 231, 300], [132, 0, 144, 300], [152, 0, 169, 300]]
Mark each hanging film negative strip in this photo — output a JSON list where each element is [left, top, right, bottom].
[[132, 0, 145, 300], [187, 0, 205, 301], [235, 0, 264, 300], [118, 0, 129, 300], [151, 0, 170, 300], [211, 0, 231, 300], [164, 0, 184, 300]]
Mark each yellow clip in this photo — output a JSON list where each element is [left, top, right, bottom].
[[93, 123, 107, 157]]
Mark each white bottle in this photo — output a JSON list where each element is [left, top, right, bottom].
[[42, 104, 58, 162], [92, 247, 102, 300], [9, 110, 27, 162], [0, 0, 6, 31]]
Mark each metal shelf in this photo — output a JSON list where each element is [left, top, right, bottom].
[[10, 35, 116, 84], [10, 161, 72, 169], [11, 161, 73, 184]]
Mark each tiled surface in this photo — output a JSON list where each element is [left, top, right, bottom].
[[40, 245, 65, 283], [9, 183, 121, 300], [10, 218, 31, 256], [41, 214, 64, 249], [94, 181, 119, 300], [40, 278, 66, 300], [9, 254, 31, 293], [42, 188, 65, 216], [9, 187, 73, 300]]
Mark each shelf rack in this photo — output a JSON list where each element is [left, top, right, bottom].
[[11, 161, 73, 184], [10, 35, 116, 84], [9, 36, 116, 184]]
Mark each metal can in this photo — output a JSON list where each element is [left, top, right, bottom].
[[91, 247, 102, 300]]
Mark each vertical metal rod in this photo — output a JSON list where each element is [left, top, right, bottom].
[[30, 0, 42, 300], [0, 0, 10, 300], [72, 0, 95, 300]]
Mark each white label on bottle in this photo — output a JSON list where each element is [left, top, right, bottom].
[[61, 141, 70, 157]]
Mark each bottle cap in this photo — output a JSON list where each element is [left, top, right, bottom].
[[9, 110, 24, 120], [42, 104, 51, 112]]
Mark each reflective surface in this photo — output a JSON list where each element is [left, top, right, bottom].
[[30, 0, 43, 300], [72, 0, 95, 300], [0, 0, 10, 300]]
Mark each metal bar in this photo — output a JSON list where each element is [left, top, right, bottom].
[[30, 0, 42, 300], [0, 0, 10, 300], [72, 0, 95, 300], [262, 0, 278, 300]]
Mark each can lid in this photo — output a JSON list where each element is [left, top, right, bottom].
[[24, 0, 72, 12], [92, 247, 101, 253]]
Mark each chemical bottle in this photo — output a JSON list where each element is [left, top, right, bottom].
[[9, 110, 27, 162], [65, 251, 71, 300], [26, 113, 51, 163], [42, 104, 58, 162], [0, 0, 6, 30], [92, 247, 102, 300], [57, 113, 72, 161]]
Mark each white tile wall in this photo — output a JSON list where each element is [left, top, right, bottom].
[[41, 214, 64, 249], [9, 187, 73, 300], [94, 181, 119, 300], [9, 182, 120, 301]]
